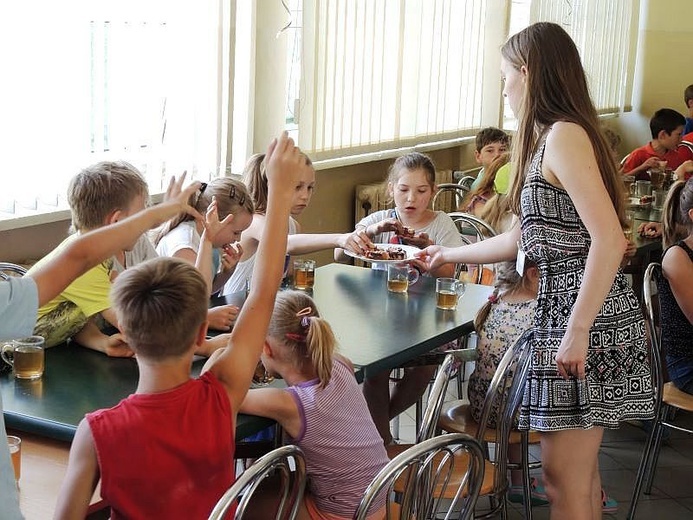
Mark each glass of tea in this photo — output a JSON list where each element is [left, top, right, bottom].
[[436, 278, 466, 310], [386, 263, 419, 293], [7, 435, 21, 484], [293, 259, 316, 291], [1, 336, 45, 380], [252, 361, 275, 387]]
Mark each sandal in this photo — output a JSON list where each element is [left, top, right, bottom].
[[508, 477, 549, 506], [602, 488, 618, 514]]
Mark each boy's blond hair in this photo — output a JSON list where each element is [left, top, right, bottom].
[[68, 161, 149, 231], [111, 257, 208, 360]]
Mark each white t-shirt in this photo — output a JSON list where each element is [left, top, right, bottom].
[[356, 209, 464, 271], [155, 221, 221, 275], [222, 217, 298, 294]]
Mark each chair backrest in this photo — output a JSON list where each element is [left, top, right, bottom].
[[457, 175, 478, 190], [208, 445, 307, 520], [0, 262, 28, 281], [643, 262, 665, 412], [447, 212, 496, 284], [416, 350, 479, 443], [476, 328, 533, 495], [433, 183, 470, 212], [354, 432, 485, 520]]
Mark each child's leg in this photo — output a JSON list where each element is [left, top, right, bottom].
[[388, 365, 437, 420], [362, 370, 394, 444]]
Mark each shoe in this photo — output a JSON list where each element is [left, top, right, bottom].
[[602, 488, 618, 514], [508, 477, 549, 506]]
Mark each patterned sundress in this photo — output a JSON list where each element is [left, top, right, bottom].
[[518, 137, 655, 431]]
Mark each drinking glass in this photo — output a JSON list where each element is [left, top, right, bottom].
[[293, 259, 316, 290], [387, 263, 419, 293], [1, 336, 45, 380], [7, 435, 21, 484], [436, 278, 466, 310], [623, 211, 634, 241]]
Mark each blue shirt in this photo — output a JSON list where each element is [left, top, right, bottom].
[[0, 276, 39, 520]]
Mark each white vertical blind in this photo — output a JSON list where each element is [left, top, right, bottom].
[[528, 0, 639, 113], [300, 0, 505, 160]]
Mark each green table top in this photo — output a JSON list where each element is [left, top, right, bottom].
[[2, 263, 491, 442]]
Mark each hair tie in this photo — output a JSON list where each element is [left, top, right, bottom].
[[285, 332, 306, 342], [487, 293, 499, 304]]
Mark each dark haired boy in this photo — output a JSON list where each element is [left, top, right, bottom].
[[470, 127, 510, 190], [623, 108, 693, 178]]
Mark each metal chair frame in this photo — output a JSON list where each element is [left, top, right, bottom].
[[628, 263, 693, 519], [437, 329, 534, 520], [0, 262, 28, 280], [439, 329, 539, 520], [355, 433, 485, 520], [447, 212, 496, 287], [433, 184, 471, 212], [208, 445, 307, 520]]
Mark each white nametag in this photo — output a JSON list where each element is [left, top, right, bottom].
[[516, 247, 526, 275]]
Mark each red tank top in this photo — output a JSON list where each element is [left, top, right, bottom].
[[87, 372, 235, 519]]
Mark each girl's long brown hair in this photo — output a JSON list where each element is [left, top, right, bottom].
[[503, 22, 625, 225], [460, 152, 510, 211]]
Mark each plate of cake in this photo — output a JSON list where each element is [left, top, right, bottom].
[[344, 243, 420, 264]]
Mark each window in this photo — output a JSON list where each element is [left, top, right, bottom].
[[0, 1, 231, 222], [298, 0, 506, 161], [503, 0, 639, 127]]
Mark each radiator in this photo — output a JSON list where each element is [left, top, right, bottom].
[[354, 169, 455, 225]]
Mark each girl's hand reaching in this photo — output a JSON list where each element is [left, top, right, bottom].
[[368, 218, 403, 237], [415, 244, 451, 271], [341, 229, 374, 255]]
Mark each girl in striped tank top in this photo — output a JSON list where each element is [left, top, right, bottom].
[[240, 290, 389, 520]]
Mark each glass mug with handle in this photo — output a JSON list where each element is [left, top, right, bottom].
[[1, 335, 45, 380], [436, 278, 466, 310], [387, 262, 420, 293]]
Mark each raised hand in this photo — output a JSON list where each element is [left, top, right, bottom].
[[155, 173, 204, 225], [264, 131, 307, 198], [207, 305, 240, 331]]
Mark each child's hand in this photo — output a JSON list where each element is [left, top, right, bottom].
[[102, 333, 135, 358], [341, 230, 374, 255], [208, 305, 240, 331], [402, 232, 433, 249], [675, 160, 693, 180], [264, 131, 306, 199], [371, 218, 403, 236], [641, 157, 662, 171], [159, 172, 205, 224], [203, 196, 236, 244], [220, 243, 243, 273], [637, 221, 662, 238]]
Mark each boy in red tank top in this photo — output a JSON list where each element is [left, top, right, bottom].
[[54, 132, 309, 520]]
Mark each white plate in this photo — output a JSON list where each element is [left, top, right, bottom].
[[345, 243, 421, 264]]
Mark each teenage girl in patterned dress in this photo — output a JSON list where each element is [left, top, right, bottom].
[[417, 22, 654, 519], [240, 291, 389, 520]]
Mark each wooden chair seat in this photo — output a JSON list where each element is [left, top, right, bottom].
[[438, 400, 541, 445], [663, 382, 693, 412], [386, 444, 499, 498]]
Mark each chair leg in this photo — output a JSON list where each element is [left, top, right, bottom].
[[627, 407, 664, 520], [520, 432, 533, 520], [644, 415, 668, 494]]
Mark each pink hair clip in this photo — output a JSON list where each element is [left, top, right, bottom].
[[487, 293, 499, 304]]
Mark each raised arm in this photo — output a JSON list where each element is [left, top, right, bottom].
[[30, 175, 202, 306], [544, 122, 627, 379], [287, 233, 355, 255], [203, 133, 306, 413]]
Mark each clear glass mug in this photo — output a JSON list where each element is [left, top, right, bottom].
[[387, 263, 420, 293], [293, 259, 316, 290], [436, 278, 466, 310], [1, 336, 45, 380]]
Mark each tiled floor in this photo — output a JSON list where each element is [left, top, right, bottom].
[[391, 364, 693, 519]]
